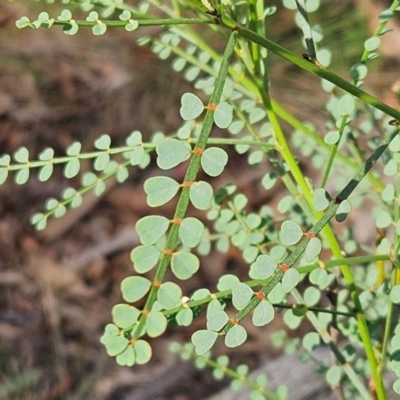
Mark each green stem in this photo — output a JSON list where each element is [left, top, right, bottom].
[[53, 17, 212, 28], [236, 26, 400, 122], [133, 31, 238, 338]]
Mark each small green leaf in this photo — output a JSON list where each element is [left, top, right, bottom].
[[252, 300, 274, 326], [158, 281, 182, 309], [268, 283, 285, 303], [305, 237, 322, 262], [0, 154, 10, 167], [38, 163, 54, 181], [279, 220, 303, 245], [126, 130, 142, 146], [381, 184, 395, 202], [390, 285, 400, 304], [134, 340, 152, 364], [304, 287, 321, 306], [201, 147, 228, 177], [15, 168, 29, 185], [176, 308, 193, 326], [39, 148, 54, 161], [144, 176, 180, 207], [233, 194, 248, 210], [262, 172, 277, 190], [217, 274, 240, 291], [94, 181, 106, 196], [92, 22, 107, 35], [338, 94, 355, 116], [179, 217, 204, 248], [121, 276, 151, 303], [282, 268, 300, 293], [119, 10, 132, 21], [189, 181, 213, 210], [30, 213, 47, 230], [283, 309, 302, 329], [116, 166, 129, 183], [207, 309, 229, 331], [14, 147, 29, 163], [303, 332, 320, 352], [192, 330, 218, 355], [125, 20, 139, 31], [249, 255, 277, 280], [309, 268, 328, 287], [94, 134, 111, 150], [335, 199, 352, 222], [104, 336, 129, 357], [112, 304, 140, 329], [214, 102, 234, 128], [116, 346, 135, 367], [232, 283, 253, 309], [86, 11, 99, 21], [249, 108, 266, 124], [130, 245, 160, 273], [58, 9, 72, 21], [129, 147, 145, 166], [66, 142, 81, 156], [171, 251, 200, 280], [277, 196, 293, 213], [146, 310, 167, 337], [63, 22, 79, 35], [64, 158, 80, 178], [94, 152, 110, 171], [393, 378, 400, 394], [376, 210, 393, 229], [248, 150, 263, 166], [0, 167, 8, 185], [156, 138, 191, 170], [364, 37, 381, 51], [326, 365, 342, 385], [350, 63, 368, 80], [225, 325, 247, 348], [136, 216, 170, 245], [180, 92, 204, 120], [16, 16, 31, 29], [313, 188, 331, 211]]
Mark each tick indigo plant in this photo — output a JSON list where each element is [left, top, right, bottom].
[[7, 0, 400, 398]]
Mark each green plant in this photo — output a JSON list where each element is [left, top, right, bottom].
[[6, 0, 400, 398]]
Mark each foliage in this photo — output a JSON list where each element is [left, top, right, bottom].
[[7, 0, 400, 398]]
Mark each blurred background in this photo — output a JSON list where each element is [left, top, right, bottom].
[[0, 1, 399, 399]]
